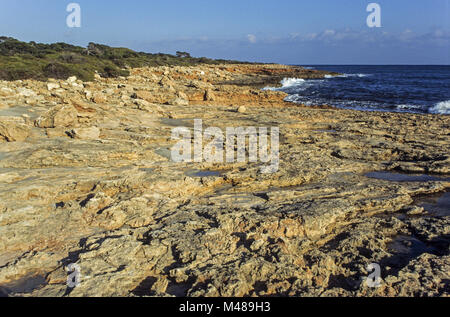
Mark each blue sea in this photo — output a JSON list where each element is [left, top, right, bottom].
[[264, 65, 450, 115]]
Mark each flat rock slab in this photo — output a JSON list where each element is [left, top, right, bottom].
[[0, 64, 448, 297]]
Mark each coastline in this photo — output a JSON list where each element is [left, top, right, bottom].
[[0, 63, 449, 297]]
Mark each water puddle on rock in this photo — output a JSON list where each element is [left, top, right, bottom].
[[415, 191, 450, 217], [387, 235, 436, 258], [185, 169, 222, 178], [366, 171, 450, 182], [0, 274, 47, 296], [313, 129, 338, 133], [381, 232, 448, 276], [368, 171, 450, 218], [367, 171, 449, 217], [161, 118, 195, 128], [367, 171, 449, 274], [154, 147, 172, 160]]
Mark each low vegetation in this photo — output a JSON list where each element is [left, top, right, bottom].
[[0, 37, 245, 81]]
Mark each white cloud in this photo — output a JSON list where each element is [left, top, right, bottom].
[[138, 27, 450, 60], [247, 34, 257, 44], [305, 33, 317, 40], [323, 29, 336, 36]]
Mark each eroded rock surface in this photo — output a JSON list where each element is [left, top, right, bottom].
[[0, 64, 448, 297]]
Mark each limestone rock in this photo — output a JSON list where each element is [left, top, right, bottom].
[[84, 90, 92, 100], [237, 106, 247, 113], [0, 63, 448, 298], [0, 87, 15, 97], [47, 83, 60, 91], [45, 127, 68, 138], [17, 88, 36, 98], [167, 91, 189, 106], [67, 76, 77, 83], [67, 126, 101, 140], [168, 97, 189, 106], [92, 93, 107, 104], [135, 91, 152, 101], [0, 117, 30, 142], [35, 104, 78, 128], [159, 76, 174, 88], [204, 89, 216, 101]]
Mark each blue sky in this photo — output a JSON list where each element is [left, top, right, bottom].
[[0, 0, 449, 64]]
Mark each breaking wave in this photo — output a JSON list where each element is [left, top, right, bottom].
[[279, 78, 305, 88], [263, 78, 306, 91], [429, 100, 450, 115]]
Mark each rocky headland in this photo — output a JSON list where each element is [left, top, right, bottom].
[[0, 62, 449, 297]]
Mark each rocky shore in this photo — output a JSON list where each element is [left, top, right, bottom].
[[0, 64, 449, 297]]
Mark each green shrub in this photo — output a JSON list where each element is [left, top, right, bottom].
[[0, 37, 249, 81]]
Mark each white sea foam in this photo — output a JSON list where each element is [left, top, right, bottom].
[[325, 73, 369, 79], [280, 78, 306, 87], [284, 94, 302, 103], [263, 77, 306, 91], [429, 100, 450, 115], [396, 104, 423, 111]]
